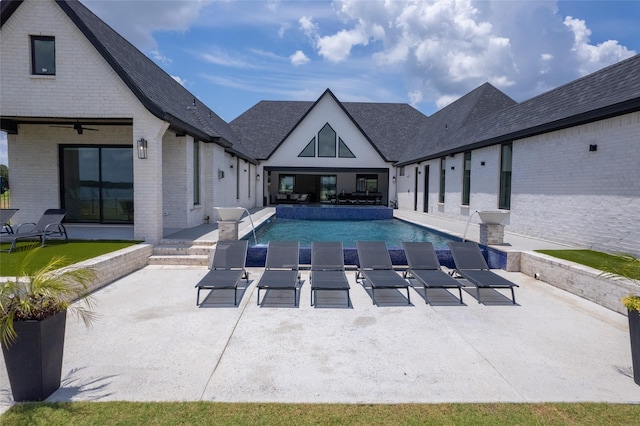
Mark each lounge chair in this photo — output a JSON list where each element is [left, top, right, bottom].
[[310, 241, 351, 307], [0, 208, 18, 234], [402, 242, 464, 304], [356, 241, 411, 305], [256, 241, 301, 306], [195, 240, 249, 306], [0, 209, 68, 253], [448, 241, 519, 304]]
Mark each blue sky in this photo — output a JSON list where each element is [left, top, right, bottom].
[[1, 0, 639, 166]]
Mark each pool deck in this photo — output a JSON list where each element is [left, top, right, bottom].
[[2, 208, 639, 413]]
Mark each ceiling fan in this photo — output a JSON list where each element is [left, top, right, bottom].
[[50, 122, 99, 135]]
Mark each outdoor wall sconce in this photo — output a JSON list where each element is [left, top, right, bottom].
[[230, 164, 233, 169], [392, 176, 396, 183], [451, 166, 455, 170], [589, 144, 598, 152], [481, 161, 486, 166], [218, 170, 225, 179], [137, 138, 148, 159], [256, 174, 261, 181]]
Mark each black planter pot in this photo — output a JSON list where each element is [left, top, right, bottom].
[[629, 309, 640, 386], [1, 310, 67, 401]]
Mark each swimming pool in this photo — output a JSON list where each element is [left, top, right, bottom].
[[245, 217, 459, 249]]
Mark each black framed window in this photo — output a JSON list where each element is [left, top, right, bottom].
[[439, 157, 446, 203], [338, 137, 355, 158], [499, 143, 512, 209], [298, 137, 315, 157], [193, 141, 200, 205], [31, 36, 55, 75], [318, 123, 336, 157], [462, 151, 471, 205], [60, 145, 133, 223], [356, 174, 378, 192], [279, 175, 295, 193]]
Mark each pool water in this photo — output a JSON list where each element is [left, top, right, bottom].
[[246, 217, 458, 248]]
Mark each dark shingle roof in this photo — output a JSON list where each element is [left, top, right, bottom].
[[1, 0, 256, 162], [398, 83, 516, 164], [400, 54, 640, 164], [230, 90, 427, 161]]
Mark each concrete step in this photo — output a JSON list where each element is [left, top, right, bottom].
[[147, 254, 208, 266], [153, 245, 212, 256]]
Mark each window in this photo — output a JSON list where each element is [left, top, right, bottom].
[[279, 175, 295, 193], [318, 123, 336, 157], [439, 157, 446, 203], [399, 166, 405, 176], [193, 141, 200, 205], [356, 174, 378, 192], [298, 137, 315, 157], [60, 146, 133, 223], [31, 36, 55, 75], [499, 143, 512, 209], [320, 175, 336, 202], [247, 163, 251, 199], [338, 137, 355, 158], [462, 151, 471, 205]]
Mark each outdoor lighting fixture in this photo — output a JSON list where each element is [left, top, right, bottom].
[[137, 138, 148, 159], [589, 144, 598, 152], [392, 176, 396, 183], [256, 174, 261, 181]]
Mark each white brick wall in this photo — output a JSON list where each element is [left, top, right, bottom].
[[397, 112, 640, 256]]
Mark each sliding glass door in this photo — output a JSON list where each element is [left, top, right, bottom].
[[60, 146, 133, 223]]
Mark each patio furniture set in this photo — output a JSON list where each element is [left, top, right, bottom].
[[0, 208, 68, 253], [195, 240, 519, 307]]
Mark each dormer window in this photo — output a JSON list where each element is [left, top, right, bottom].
[[31, 36, 55, 75]]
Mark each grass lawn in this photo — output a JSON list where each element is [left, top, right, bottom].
[[2, 402, 640, 425], [0, 240, 139, 276], [536, 250, 640, 281]]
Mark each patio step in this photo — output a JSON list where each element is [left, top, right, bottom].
[[147, 254, 208, 266], [148, 241, 215, 266]]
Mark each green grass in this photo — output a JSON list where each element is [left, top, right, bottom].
[[536, 250, 640, 281], [0, 240, 139, 276], [1, 402, 639, 425]]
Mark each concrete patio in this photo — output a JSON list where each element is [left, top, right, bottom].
[[1, 263, 638, 413]]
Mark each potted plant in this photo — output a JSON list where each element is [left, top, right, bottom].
[[622, 293, 640, 386], [604, 253, 640, 386], [0, 249, 97, 401]]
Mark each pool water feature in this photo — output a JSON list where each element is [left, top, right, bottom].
[[246, 217, 458, 249]]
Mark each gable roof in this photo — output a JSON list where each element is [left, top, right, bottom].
[[230, 89, 427, 161], [0, 0, 256, 162], [397, 83, 516, 165], [398, 54, 640, 164]]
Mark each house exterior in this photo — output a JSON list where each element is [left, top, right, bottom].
[[1, 0, 639, 256]]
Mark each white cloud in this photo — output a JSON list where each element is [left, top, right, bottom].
[[84, 0, 213, 50], [317, 27, 371, 63], [317, 0, 636, 108], [564, 16, 635, 75], [199, 46, 254, 68], [171, 75, 187, 86], [299, 16, 319, 40], [290, 50, 310, 66], [150, 49, 172, 65]]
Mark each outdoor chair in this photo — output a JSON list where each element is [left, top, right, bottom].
[[195, 240, 249, 306], [448, 241, 519, 304], [402, 241, 464, 304], [310, 241, 351, 307], [0, 208, 18, 234], [256, 241, 301, 306], [356, 241, 411, 305], [0, 209, 68, 253]]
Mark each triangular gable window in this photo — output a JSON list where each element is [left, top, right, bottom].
[[338, 137, 356, 158], [298, 137, 316, 157]]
